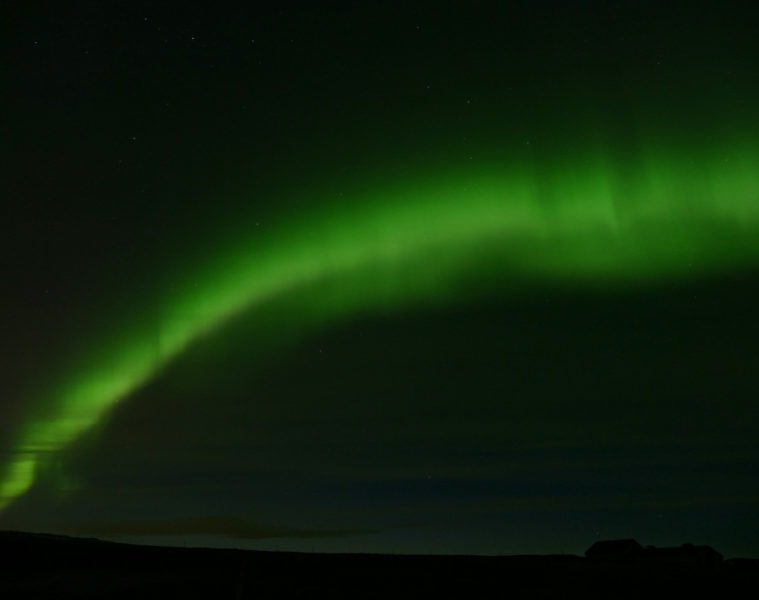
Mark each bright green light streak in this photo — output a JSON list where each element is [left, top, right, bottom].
[[1, 148, 758, 509]]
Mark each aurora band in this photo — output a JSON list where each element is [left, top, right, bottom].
[[1, 146, 758, 509]]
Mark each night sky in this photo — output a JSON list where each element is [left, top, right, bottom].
[[2, 2, 758, 557]]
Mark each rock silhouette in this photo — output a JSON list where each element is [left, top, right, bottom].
[[585, 538, 724, 568], [585, 538, 644, 559], [1, 531, 755, 599]]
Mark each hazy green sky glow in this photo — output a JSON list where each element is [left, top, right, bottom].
[[1, 146, 758, 510]]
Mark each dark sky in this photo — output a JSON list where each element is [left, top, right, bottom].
[[1, 1, 758, 557]]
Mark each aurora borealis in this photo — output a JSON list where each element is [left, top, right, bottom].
[[2, 2, 759, 556], [2, 147, 759, 511]]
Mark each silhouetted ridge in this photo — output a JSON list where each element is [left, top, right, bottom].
[[585, 539, 724, 567], [1, 531, 756, 599]]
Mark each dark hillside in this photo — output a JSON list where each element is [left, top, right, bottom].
[[1, 532, 756, 599]]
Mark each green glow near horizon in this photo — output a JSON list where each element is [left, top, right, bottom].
[[1, 145, 758, 509]]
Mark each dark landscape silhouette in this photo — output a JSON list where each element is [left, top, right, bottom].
[[1, 531, 756, 599]]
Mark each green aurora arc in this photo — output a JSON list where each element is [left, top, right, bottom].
[[1, 142, 759, 510]]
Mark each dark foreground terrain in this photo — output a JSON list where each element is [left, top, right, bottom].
[[1, 531, 757, 599]]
